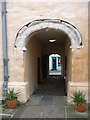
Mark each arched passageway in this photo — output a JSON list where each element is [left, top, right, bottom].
[[14, 19, 82, 98]]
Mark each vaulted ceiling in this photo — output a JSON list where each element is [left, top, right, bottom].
[[33, 28, 67, 44]]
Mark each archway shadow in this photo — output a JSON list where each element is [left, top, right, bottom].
[[34, 75, 65, 96]]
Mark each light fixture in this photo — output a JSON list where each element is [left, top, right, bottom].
[[49, 39, 56, 42]]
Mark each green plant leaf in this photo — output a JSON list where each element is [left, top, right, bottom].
[[70, 90, 87, 103], [5, 88, 20, 100]]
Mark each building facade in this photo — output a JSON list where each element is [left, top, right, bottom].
[[0, 1, 89, 102]]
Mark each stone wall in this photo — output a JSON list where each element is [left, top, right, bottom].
[[24, 36, 42, 95], [64, 38, 72, 92], [0, 2, 88, 102]]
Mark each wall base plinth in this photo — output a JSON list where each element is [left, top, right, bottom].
[[8, 82, 29, 102], [67, 81, 88, 103]]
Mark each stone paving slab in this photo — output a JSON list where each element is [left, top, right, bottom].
[[0, 105, 2, 114], [40, 105, 65, 118], [13, 105, 42, 118], [13, 104, 65, 118], [39, 96, 53, 106], [26, 95, 43, 106], [12, 95, 65, 118], [0, 115, 2, 120], [1, 115, 11, 119], [53, 96, 67, 106]]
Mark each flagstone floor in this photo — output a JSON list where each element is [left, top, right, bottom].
[[0, 76, 89, 119]]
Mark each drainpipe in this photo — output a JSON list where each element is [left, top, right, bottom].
[[1, 0, 9, 100]]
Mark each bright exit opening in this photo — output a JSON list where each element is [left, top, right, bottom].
[[49, 54, 61, 75]]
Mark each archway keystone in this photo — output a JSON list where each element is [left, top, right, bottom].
[[14, 19, 82, 51]]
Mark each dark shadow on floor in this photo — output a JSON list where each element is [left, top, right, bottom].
[[34, 76, 65, 96]]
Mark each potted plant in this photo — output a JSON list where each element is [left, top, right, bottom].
[[5, 88, 20, 109], [70, 90, 87, 112]]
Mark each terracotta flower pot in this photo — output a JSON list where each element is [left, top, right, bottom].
[[6, 98, 17, 109], [75, 102, 86, 112]]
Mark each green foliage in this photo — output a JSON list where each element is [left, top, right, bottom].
[[5, 88, 20, 101], [70, 90, 87, 103]]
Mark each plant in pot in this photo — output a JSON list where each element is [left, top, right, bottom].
[[5, 88, 20, 109], [70, 90, 87, 112]]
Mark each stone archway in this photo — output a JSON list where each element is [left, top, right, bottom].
[[14, 19, 82, 51], [14, 19, 83, 102]]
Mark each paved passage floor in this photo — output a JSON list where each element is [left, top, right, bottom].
[[49, 70, 61, 75], [1, 76, 88, 119], [34, 76, 65, 96], [13, 95, 67, 118], [13, 76, 66, 118]]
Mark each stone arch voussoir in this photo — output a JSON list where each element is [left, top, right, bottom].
[[14, 19, 82, 51]]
